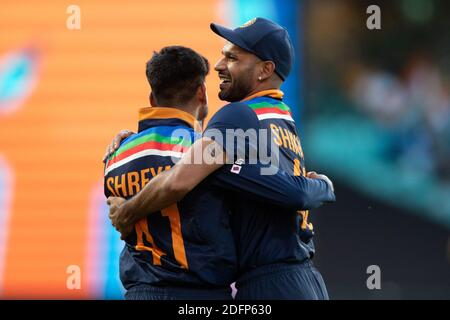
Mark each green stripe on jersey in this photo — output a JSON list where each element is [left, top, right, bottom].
[[248, 101, 291, 112]]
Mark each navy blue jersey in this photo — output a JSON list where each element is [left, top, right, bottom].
[[104, 103, 334, 289], [205, 89, 334, 276], [104, 107, 236, 289]]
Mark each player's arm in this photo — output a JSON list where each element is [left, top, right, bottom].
[[107, 136, 334, 232], [107, 137, 334, 240], [107, 103, 335, 235], [203, 102, 335, 210], [107, 136, 225, 237], [211, 164, 335, 210], [107, 135, 333, 239]]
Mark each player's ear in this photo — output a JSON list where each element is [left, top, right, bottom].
[[259, 61, 276, 81], [197, 83, 207, 105], [150, 92, 157, 107]]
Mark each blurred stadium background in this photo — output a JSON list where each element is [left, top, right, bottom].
[[0, 0, 448, 299]]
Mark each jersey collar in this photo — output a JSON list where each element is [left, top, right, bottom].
[[138, 107, 197, 129], [241, 89, 284, 102]]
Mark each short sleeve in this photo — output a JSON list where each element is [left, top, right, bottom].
[[204, 103, 260, 162]]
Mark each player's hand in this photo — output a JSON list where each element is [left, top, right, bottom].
[[107, 196, 134, 240], [307, 171, 334, 192], [102, 130, 135, 163]]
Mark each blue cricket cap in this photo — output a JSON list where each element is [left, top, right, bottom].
[[210, 17, 294, 81]]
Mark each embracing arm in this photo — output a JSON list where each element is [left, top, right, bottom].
[[107, 133, 334, 238], [211, 164, 335, 210], [108, 137, 224, 232]]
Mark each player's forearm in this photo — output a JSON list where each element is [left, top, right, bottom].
[[119, 138, 226, 226], [297, 177, 335, 209], [211, 164, 335, 210], [261, 171, 335, 209], [120, 168, 189, 226]]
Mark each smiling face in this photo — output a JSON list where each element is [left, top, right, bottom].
[[214, 42, 261, 102]]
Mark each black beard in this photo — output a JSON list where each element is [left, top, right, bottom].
[[219, 79, 253, 102]]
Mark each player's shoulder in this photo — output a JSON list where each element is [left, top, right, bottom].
[[207, 101, 259, 131], [212, 101, 255, 119]]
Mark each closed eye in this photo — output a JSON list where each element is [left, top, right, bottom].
[[223, 52, 238, 61]]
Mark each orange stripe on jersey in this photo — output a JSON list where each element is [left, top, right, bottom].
[[139, 107, 198, 129], [135, 219, 165, 265], [242, 89, 284, 101], [161, 204, 188, 269]]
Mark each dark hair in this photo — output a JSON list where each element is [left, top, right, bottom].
[[146, 46, 210, 105]]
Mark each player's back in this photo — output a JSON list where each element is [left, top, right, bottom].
[[104, 107, 237, 289], [206, 90, 315, 278], [236, 92, 314, 274]]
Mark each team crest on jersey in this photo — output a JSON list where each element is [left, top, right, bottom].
[[240, 18, 257, 28]]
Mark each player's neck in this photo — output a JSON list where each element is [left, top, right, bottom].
[[174, 102, 198, 119], [243, 84, 281, 100], [151, 97, 199, 120]]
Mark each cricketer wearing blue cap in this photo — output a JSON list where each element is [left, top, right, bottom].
[[107, 17, 335, 300], [105, 45, 333, 300], [206, 17, 331, 299]]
